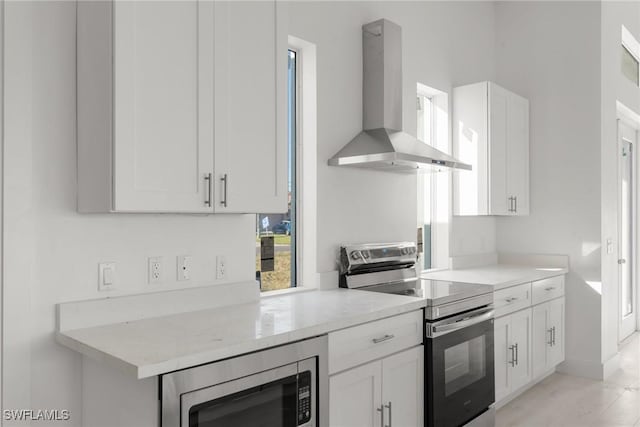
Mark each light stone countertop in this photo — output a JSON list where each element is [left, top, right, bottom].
[[422, 264, 568, 290], [56, 288, 426, 379], [56, 262, 568, 380]]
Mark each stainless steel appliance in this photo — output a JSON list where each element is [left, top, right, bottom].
[[339, 242, 495, 427], [328, 19, 470, 173], [161, 336, 328, 427]]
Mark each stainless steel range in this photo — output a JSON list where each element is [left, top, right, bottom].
[[339, 242, 496, 427]]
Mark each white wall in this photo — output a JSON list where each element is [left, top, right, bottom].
[[494, 2, 604, 377], [287, 1, 498, 273], [3, 2, 256, 423], [2, 1, 499, 424], [600, 2, 640, 368]]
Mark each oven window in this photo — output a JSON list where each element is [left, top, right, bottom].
[[188, 375, 298, 427], [444, 335, 486, 396]]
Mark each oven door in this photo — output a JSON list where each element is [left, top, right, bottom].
[[181, 358, 316, 427], [426, 307, 495, 427]]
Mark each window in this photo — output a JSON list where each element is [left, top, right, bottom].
[[622, 25, 640, 87], [416, 83, 450, 271], [417, 94, 434, 269], [256, 49, 298, 291], [622, 45, 639, 86]]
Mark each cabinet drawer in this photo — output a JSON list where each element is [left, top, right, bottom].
[[532, 276, 564, 305], [328, 310, 423, 375], [494, 283, 531, 318]]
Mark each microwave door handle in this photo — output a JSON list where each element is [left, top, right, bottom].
[[432, 309, 495, 334]]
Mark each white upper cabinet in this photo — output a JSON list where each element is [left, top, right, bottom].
[[453, 81, 530, 216], [213, 2, 288, 213], [77, 1, 287, 214]]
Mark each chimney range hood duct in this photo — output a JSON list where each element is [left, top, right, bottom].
[[328, 19, 471, 173]]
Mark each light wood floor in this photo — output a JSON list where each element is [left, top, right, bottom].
[[497, 333, 640, 427]]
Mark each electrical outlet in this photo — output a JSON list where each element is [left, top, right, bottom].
[[216, 255, 227, 280], [148, 257, 163, 284], [177, 255, 192, 281], [98, 262, 116, 291]]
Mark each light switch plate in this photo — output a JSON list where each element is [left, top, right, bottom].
[[177, 255, 192, 281], [98, 262, 116, 291]]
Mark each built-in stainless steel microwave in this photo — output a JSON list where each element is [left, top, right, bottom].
[[161, 336, 328, 427]]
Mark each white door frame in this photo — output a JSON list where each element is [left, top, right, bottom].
[[617, 101, 640, 341]]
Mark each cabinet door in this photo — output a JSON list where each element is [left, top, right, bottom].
[[548, 298, 565, 367], [531, 303, 550, 379], [382, 346, 424, 427], [213, 1, 288, 213], [113, 2, 214, 212], [488, 82, 509, 215], [329, 361, 382, 427], [506, 93, 530, 215], [509, 309, 532, 392], [493, 316, 510, 402]]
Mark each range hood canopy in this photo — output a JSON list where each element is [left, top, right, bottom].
[[328, 19, 471, 173]]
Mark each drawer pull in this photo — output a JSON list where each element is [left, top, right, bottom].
[[505, 297, 519, 303], [372, 334, 395, 344], [545, 286, 556, 291]]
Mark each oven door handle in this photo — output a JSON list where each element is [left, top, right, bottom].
[[431, 309, 494, 335]]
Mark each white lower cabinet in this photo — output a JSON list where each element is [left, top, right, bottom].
[[532, 297, 565, 378], [330, 346, 423, 427], [382, 347, 424, 427], [494, 276, 566, 406], [330, 361, 382, 427], [494, 308, 532, 402]]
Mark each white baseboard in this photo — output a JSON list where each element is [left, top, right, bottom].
[[603, 353, 621, 380], [557, 355, 620, 380]]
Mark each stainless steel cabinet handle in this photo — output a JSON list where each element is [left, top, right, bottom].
[[547, 328, 553, 346], [505, 297, 519, 303], [514, 343, 519, 366], [220, 174, 228, 207], [377, 406, 384, 427], [552, 326, 556, 346], [509, 345, 516, 367], [619, 259, 627, 265], [372, 334, 395, 344], [514, 196, 518, 213], [204, 173, 212, 207], [545, 286, 556, 291], [508, 197, 514, 212], [384, 402, 392, 427]]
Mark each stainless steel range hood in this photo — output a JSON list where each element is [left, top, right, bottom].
[[328, 19, 471, 173]]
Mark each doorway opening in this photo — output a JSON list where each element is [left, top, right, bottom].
[[618, 118, 638, 342]]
